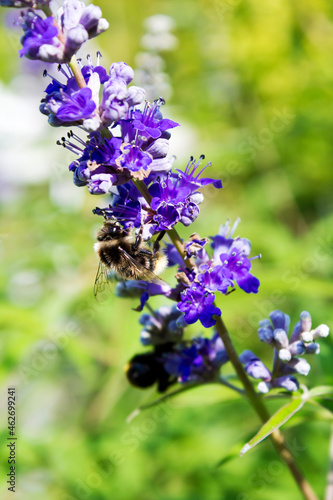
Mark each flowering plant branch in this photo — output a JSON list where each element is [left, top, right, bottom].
[[2, 1, 332, 499]]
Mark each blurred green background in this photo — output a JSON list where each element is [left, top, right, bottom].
[[0, 1, 333, 499]]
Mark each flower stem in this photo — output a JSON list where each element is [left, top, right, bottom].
[[214, 315, 319, 500], [68, 56, 86, 89], [167, 228, 195, 268]]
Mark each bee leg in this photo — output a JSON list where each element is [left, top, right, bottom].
[[153, 230, 166, 253], [132, 225, 144, 252]]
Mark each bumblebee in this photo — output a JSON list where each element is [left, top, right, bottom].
[[94, 220, 167, 297], [125, 344, 177, 393]]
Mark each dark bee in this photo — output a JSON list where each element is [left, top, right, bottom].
[[125, 344, 177, 393], [93, 220, 167, 297]]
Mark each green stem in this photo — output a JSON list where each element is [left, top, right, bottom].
[[214, 316, 319, 500]]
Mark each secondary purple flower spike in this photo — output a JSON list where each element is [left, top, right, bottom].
[[19, 0, 109, 63], [242, 310, 330, 394]]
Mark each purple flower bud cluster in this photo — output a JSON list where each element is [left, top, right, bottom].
[[19, 0, 109, 63], [240, 310, 330, 393]]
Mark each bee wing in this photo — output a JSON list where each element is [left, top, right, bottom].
[[94, 261, 115, 301], [118, 247, 166, 283]]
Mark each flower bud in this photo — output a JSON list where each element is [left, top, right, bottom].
[[312, 324, 330, 339], [288, 358, 311, 376], [300, 311, 312, 333], [274, 328, 289, 349], [258, 381, 271, 393], [305, 343, 320, 354], [269, 310, 290, 332], [288, 340, 306, 356], [258, 326, 274, 344], [279, 349, 291, 362], [299, 331, 313, 343]]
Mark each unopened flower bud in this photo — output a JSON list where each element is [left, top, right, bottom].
[[258, 381, 271, 393], [305, 343, 320, 354], [312, 324, 330, 339], [288, 358, 311, 376], [300, 311, 312, 333], [274, 328, 289, 349], [300, 331, 313, 343], [279, 349, 291, 362], [288, 340, 306, 356], [258, 326, 274, 344]]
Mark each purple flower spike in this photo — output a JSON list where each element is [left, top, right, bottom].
[[255, 309, 329, 393]]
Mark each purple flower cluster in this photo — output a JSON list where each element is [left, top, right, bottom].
[[41, 59, 145, 131], [64, 98, 178, 192], [177, 219, 260, 327], [19, 0, 108, 63], [240, 310, 330, 393], [93, 155, 221, 235], [163, 332, 229, 383]]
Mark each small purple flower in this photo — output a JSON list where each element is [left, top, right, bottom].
[[126, 98, 179, 140], [116, 144, 153, 177], [177, 284, 221, 328], [40, 62, 103, 130], [19, 11, 60, 61], [211, 219, 260, 294]]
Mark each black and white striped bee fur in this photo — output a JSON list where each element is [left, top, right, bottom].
[[94, 220, 167, 297]]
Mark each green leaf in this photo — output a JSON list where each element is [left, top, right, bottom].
[[307, 385, 333, 400], [240, 397, 305, 456]]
